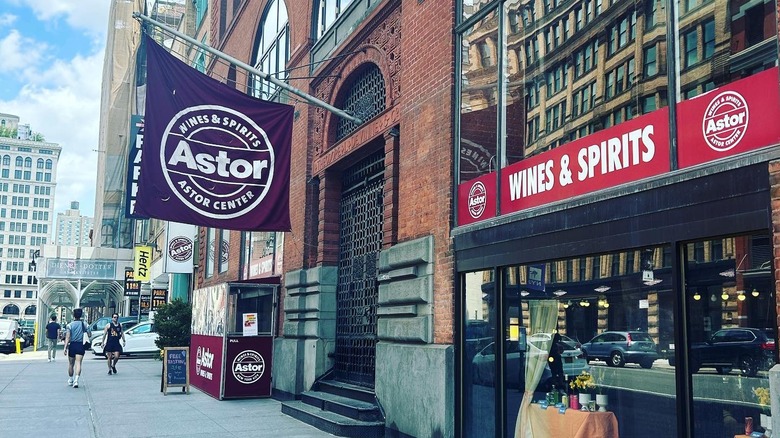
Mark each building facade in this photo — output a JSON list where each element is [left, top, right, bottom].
[[0, 114, 59, 324], [177, 0, 455, 436], [455, 0, 780, 437], [55, 201, 93, 246]]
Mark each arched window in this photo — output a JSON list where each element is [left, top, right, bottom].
[[24, 305, 36, 316], [45, 159, 52, 170], [315, 0, 354, 39], [2, 155, 9, 166], [336, 64, 386, 141], [2, 304, 19, 315], [36, 158, 44, 169], [24, 157, 32, 168], [250, 0, 289, 102], [15, 156, 22, 167]]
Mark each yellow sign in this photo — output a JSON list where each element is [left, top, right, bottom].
[[134, 246, 153, 281]]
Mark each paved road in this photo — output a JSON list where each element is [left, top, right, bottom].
[[0, 347, 335, 438]]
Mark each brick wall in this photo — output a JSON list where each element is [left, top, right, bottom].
[[768, 160, 780, 335], [392, 0, 457, 344]]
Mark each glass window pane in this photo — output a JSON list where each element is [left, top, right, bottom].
[[505, 246, 677, 436], [459, 10, 498, 183], [683, 234, 777, 438], [677, 0, 778, 104], [464, 270, 496, 437]]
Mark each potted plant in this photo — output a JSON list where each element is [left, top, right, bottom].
[[154, 299, 192, 360], [570, 371, 596, 410], [753, 386, 772, 436]]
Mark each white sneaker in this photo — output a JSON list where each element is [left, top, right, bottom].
[[47, 358, 51, 362], [73, 378, 79, 388], [67, 378, 73, 386]]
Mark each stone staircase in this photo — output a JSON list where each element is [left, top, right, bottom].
[[281, 379, 385, 437]]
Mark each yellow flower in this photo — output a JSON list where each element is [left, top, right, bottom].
[[753, 387, 771, 407], [570, 371, 596, 391]]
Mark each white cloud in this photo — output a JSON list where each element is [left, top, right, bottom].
[[0, 0, 115, 218], [0, 29, 46, 73], [0, 49, 104, 217], [14, 0, 110, 39], [0, 13, 18, 27]]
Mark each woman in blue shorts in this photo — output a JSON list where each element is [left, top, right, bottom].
[[63, 308, 91, 388]]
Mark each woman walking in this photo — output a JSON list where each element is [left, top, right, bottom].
[[102, 313, 126, 374], [63, 308, 91, 388]]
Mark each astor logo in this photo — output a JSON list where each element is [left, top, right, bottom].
[[702, 91, 749, 152], [161, 105, 275, 219], [168, 236, 193, 262], [468, 181, 487, 219], [232, 350, 265, 384]]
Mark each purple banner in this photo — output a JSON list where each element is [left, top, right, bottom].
[[137, 35, 293, 231], [125, 115, 146, 218]]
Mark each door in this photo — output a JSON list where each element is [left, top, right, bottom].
[[334, 150, 385, 387]]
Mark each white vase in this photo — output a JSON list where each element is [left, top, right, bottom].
[[596, 394, 609, 412], [761, 413, 772, 436], [579, 393, 592, 410]]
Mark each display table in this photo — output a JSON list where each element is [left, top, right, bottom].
[[528, 404, 619, 438]]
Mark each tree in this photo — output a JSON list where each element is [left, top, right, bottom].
[[154, 299, 192, 352]]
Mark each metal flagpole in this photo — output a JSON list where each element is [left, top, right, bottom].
[[132, 12, 363, 125]]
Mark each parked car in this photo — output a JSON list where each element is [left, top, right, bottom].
[[668, 328, 775, 377], [88, 316, 144, 334], [528, 333, 589, 375], [92, 321, 158, 356], [88, 319, 142, 345], [581, 330, 658, 368], [0, 319, 21, 353], [19, 329, 33, 348], [471, 335, 589, 388]]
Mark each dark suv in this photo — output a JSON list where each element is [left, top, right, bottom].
[[581, 331, 659, 368], [669, 328, 775, 377]]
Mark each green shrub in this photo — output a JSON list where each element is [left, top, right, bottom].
[[154, 299, 192, 354]]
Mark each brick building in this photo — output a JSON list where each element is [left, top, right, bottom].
[[184, 1, 455, 437]]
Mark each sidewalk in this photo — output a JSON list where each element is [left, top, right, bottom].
[[0, 347, 335, 438]]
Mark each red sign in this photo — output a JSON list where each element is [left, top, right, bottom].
[[457, 172, 497, 226], [500, 108, 670, 214], [223, 336, 273, 398], [677, 67, 780, 168], [190, 334, 224, 399]]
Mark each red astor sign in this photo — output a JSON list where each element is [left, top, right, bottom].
[[677, 67, 780, 168]]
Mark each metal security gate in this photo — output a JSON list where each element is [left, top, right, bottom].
[[334, 150, 385, 387]]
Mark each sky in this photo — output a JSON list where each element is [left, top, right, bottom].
[[0, 0, 113, 218]]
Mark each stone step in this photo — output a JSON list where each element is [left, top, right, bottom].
[[281, 400, 385, 438], [302, 390, 383, 422], [315, 379, 377, 404]]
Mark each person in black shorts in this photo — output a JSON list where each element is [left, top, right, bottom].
[[63, 308, 91, 388], [102, 313, 126, 374]]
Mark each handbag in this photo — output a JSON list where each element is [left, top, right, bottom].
[[81, 322, 91, 350]]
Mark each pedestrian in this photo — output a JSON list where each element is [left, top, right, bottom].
[[45, 315, 61, 362], [102, 313, 125, 374], [63, 308, 91, 388]]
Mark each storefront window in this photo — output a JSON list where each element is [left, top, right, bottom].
[[459, 10, 499, 184], [464, 270, 496, 437], [682, 234, 777, 437], [470, 245, 679, 437]]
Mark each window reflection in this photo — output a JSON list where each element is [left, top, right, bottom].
[[466, 246, 679, 437], [459, 12, 499, 183], [464, 270, 496, 437], [683, 234, 777, 438]]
